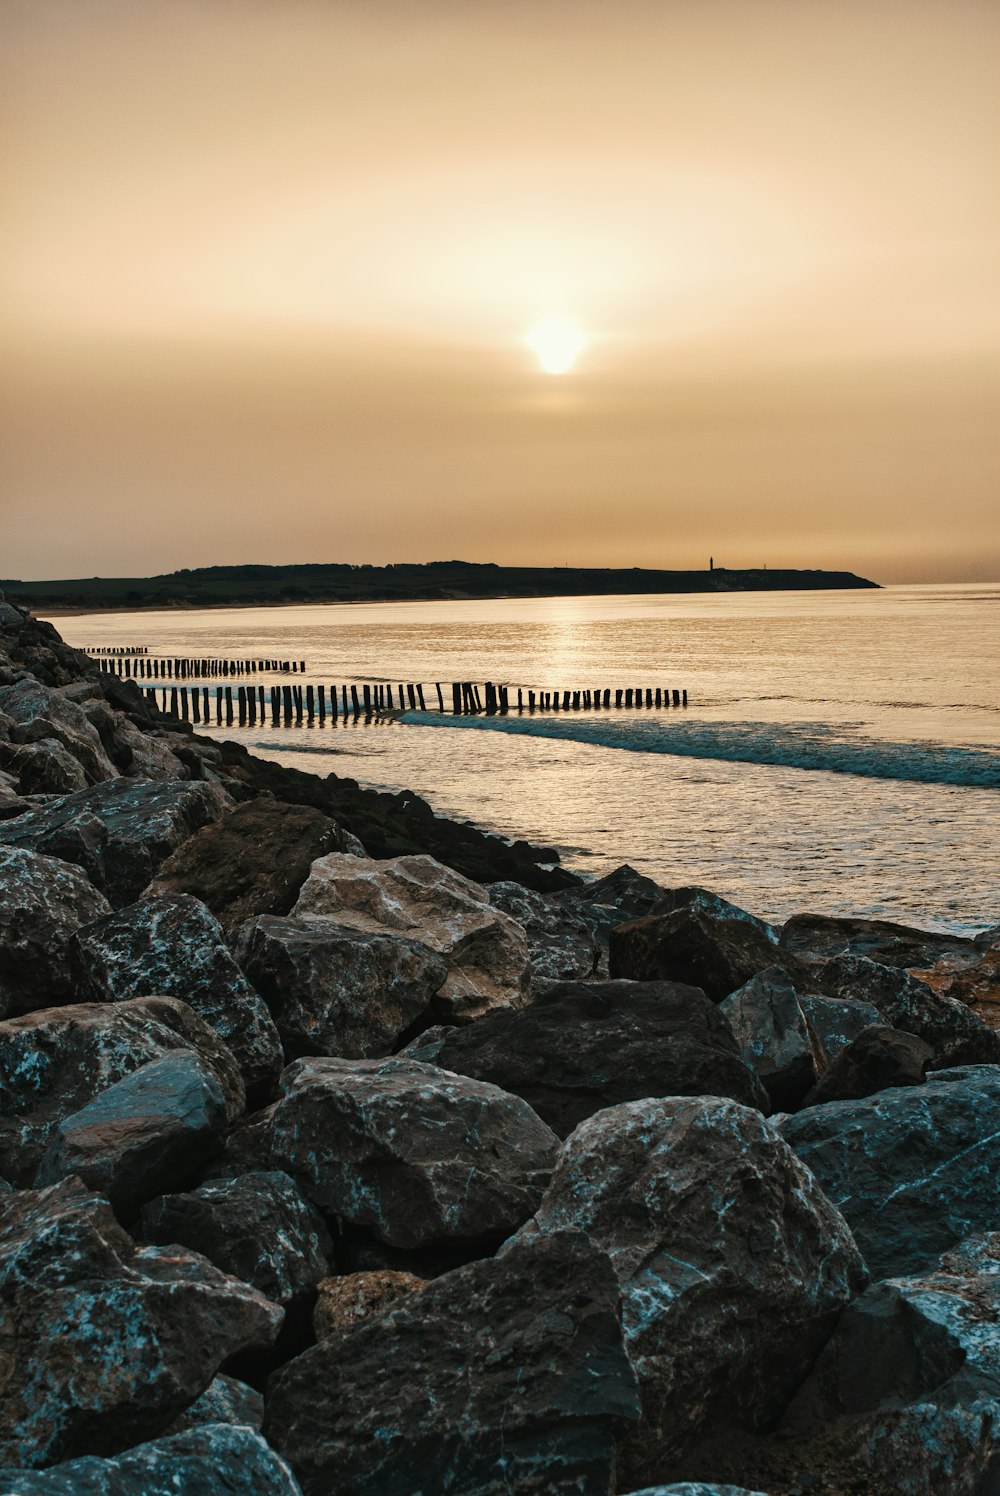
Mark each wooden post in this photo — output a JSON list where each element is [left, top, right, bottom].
[[225, 687, 234, 724], [318, 685, 326, 722], [452, 683, 462, 713], [283, 685, 293, 720], [407, 684, 417, 709], [682, 689, 688, 706], [271, 686, 280, 723], [417, 685, 426, 709], [672, 689, 681, 706], [363, 684, 371, 712], [655, 688, 661, 707], [436, 683, 444, 711], [351, 685, 360, 713], [237, 686, 246, 723]]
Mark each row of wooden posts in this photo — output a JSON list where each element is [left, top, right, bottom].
[[88, 645, 149, 655], [93, 655, 306, 680], [149, 680, 688, 727]]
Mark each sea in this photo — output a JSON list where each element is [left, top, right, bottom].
[[50, 583, 1000, 936]]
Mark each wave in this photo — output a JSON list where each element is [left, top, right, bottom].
[[400, 711, 1000, 788]]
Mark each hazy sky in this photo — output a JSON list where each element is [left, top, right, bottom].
[[3, 0, 998, 582]]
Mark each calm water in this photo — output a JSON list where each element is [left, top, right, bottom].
[[52, 585, 1000, 934]]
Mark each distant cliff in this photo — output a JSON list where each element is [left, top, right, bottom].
[[2, 560, 879, 612]]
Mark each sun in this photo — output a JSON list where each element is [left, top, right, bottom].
[[526, 317, 586, 375]]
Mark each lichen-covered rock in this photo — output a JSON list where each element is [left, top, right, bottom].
[[34, 1051, 229, 1211], [140, 1171, 331, 1305], [313, 1269, 424, 1339], [147, 798, 361, 929], [798, 990, 883, 1061], [232, 913, 446, 1059], [0, 736, 89, 795], [488, 880, 599, 983], [264, 1229, 640, 1495], [515, 1095, 866, 1487], [263, 1056, 561, 1249], [292, 853, 531, 1020], [0, 996, 245, 1186], [80, 695, 188, 782], [0, 845, 111, 1017], [0, 1423, 301, 1494], [165, 1374, 264, 1434], [0, 778, 232, 907], [71, 894, 283, 1093], [801, 1024, 933, 1106], [432, 979, 767, 1136], [609, 905, 777, 1001], [779, 1066, 1000, 1279], [0, 1179, 282, 1468], [719, 967, 823, 1110], [0, 677, 118, 786]]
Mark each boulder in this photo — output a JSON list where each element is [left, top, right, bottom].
[[609, 905, 777, 1001], [488, 880, 600, 983], [0, 676, 118, 785], [0, 846, 111, 1017], [798, 990, 883, 1061], [801, 1025, 933, 1106], [140, 1170, 332, 1305], [515, 1095, 866, 1487], [80, 696, 188, 781], [146, 797, 360, 929], [0, 1423, 300, 1494], [780, 911, 981, 976], [0, 778, 232, 907], [264, 1229, 639, 1495], [0, 996, 245, 1186], [0, 1178, 282, 1468], [432, 979, 767, 1136], [232, 913, 446, 1059], [0, 737, 89, 795], [165, 1374, 264, 1434], [625, 1488, 769, 1496], [559, 864, 669, 942], [34, 1051, 229, 1212], [292, 853, 531, 1020], [313, 1269, 425, 1339], [71, 894, 283, 1093], [649, 886, 779, 944], [779, 1066, 1000, 1279], [263, 1056, 561, 1249], [719, 967, 823, 1110]]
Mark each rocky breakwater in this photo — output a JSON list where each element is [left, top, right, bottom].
[[2, 598, 1000, 1494]]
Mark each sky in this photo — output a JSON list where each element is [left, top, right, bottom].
[[2, 0, 998, 584]]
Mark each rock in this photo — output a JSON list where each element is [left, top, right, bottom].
[[562, 863, 668, 936], [34, 1051, 229, 1212], [797, 990, 884, 1061], [0, 676, 118, 785], [232, 913, 446, 1060], [395, 1023, 456, 1065], [263, 1056, 561, 1249], [0, 846, 111, 1017], [0, 777, 232, 907], [515, 1095, 866, 1486], [780, 911, 981, 975], [921, 947, 1000, 1026], [292, 852, 531, 1020], [264, 1229, 640, 1495], [0, 996, 245, 1186], [165, 1374, 264, 1434], [625, 1487, 769, 1496], [0, 1178, 282, 1467], [146, 798, 360, 929], [779, 1065, 1000, 1279], [0, 1423, 301, 1494], [783, 1233, 1000, 1496], [1, 737, 89, 795], [488, 880, 600, 983], [140, 1171, 332, 1305], [312, 1269, 424, 1339], [719, 967, 823, 1110], [81, 696, 188, 781], [432, 979, 767, 1136], [801, 1025, 933, 1106], [71, 894, 283, 1094], [650, 886, 780, 944], [609, 905, 777, 1001]]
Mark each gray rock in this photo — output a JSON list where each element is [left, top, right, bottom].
[[609, 905, 777, 1001], [719, 967, 823, 1109], [0, 845, 111, 1017], [625, 1487, 769, 1496], [779, 1065, 1000, 1279], [263, 1055, 561, 1249], [0, 778, 232, 907], [81, 696, 188, 781], [264, 1229, 639, 1495], [140, 1170, 332, 1305], [780, 911, 980, 974], [558, 864, 669, 943], [0, 737, 89, 795], [232, 913, 446, 1060], [649, 886, 780, 944], [164, 1374, 264, 1434], [34, 1051, 229, 1212], [72, 894, 283, 1094], [0, 1423, 300, 1494], [798, 990, 884, 1061], [0, 676, 118, 785], [515, 1095, 867, 1487], [396, 1022, 456, 1065], [488, 880, 600, 983], [801, 1024, 933, 1106], [0, 1178, 282, 1468], [0, 996, 245, 1186]]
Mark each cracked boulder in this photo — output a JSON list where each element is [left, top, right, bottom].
[[0, 845, 111, 1018], [514, 1094, 866, 1488], [292, 852, 531, 1020], [487, 880, 600, 984], [798, 990, 883, 1061], [719, 967, 824, 1110], [0, 1179, 282, 1468], [0, 676, 118, 786], [264, 1229, 639, 1496], [432, 978, 767, 1136], [232, 913, 446, 1059], [71, 894, 283, 1093], [609, 905, 777, 1001]]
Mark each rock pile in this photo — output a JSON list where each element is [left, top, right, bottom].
[[1, 599, 999, 1494]]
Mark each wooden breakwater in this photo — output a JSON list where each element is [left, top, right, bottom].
[[91, 654, 306, 679], [147, 679, 689, 727]]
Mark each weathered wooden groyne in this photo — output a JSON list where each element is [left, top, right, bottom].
[[92, 654, 306, 679]]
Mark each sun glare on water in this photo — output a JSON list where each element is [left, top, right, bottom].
[[526, 317, 586, 374]]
